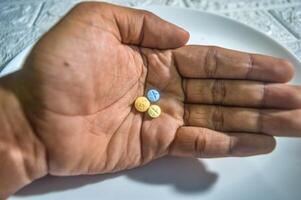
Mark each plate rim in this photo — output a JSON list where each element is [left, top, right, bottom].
[[137, 5, 301, 66]]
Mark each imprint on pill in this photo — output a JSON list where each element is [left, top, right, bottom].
[[147, 89, 160, 103], [134, 96, 150, 112], [148, 105, 161, 118]]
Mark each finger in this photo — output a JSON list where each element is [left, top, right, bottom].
[[184, 79, 301, 109], [169, 127, 276, 157], [260, 109, 301, 137], [184, 105, 301, 137], [71, 2, 189, 49], [174, 45, 294, 82]]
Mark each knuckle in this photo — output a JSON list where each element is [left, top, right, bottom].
[[261, 83, 267, 107], [212, 106, 225, 131], [183, 105, 190, 124], [194, 129, 207, 156], [204, 46, 218, 77], [212, 80, 227, 104]]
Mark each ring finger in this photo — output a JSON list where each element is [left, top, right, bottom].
[[184, 79, 301, 109], [184, 105, 301, 137]]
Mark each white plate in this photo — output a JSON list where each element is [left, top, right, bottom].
[[7, 6, 301, 200]]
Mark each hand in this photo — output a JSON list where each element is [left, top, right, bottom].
[[1, 2, 300, 195]]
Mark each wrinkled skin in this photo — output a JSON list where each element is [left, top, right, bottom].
[[19, 3, 189, 175], [1, 2, 301, 197]]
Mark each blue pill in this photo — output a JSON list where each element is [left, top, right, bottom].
[[147, 89, 160, 102]]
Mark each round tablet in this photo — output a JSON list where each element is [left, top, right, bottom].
[[134, 96, 150, 112], [147, 105, 161, 118], [147, 89, 160, 102]]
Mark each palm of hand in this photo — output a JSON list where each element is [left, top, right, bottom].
[[14, 2, 297, 177], [21, 3, 185, 175], [2, 3, 301, 197]]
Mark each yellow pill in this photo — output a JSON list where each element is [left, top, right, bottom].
[[147, 105, 161, 118], [134, 96, 150, 112]]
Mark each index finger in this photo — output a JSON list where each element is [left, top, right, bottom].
[[173, 45, 294, 82]]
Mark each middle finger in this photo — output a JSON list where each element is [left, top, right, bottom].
[[184, 79, 301, 109], [184, 105, 301, 137]]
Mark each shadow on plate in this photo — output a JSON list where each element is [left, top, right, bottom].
[[15, 156, 217, 196], [127, 156, 218, 193]]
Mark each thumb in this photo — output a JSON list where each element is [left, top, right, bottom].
[[72, 2, 190, 49]]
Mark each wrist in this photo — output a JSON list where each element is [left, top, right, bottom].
[[0, 74, 47, 197]]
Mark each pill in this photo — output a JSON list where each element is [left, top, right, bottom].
[[134, 96, 150, 112], [147, 89, 160, 102], [147, 105, 161, 118]]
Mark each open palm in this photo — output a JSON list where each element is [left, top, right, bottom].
[[10, 2, 300, 178]]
